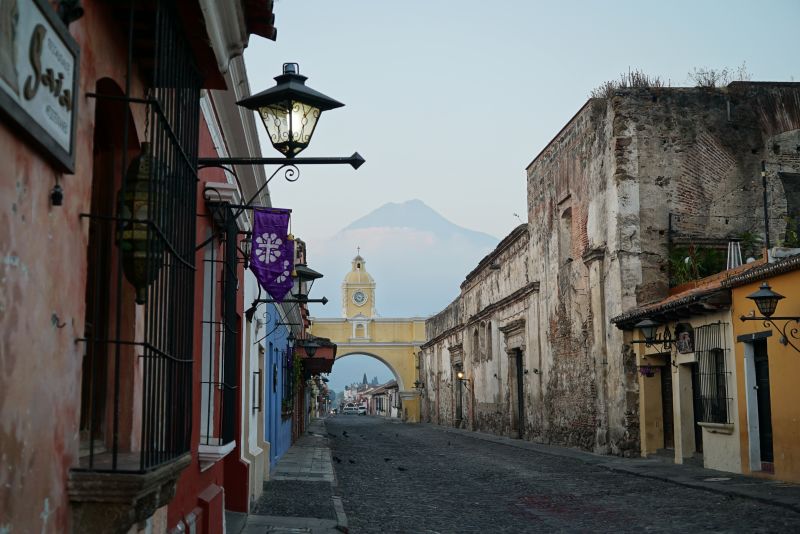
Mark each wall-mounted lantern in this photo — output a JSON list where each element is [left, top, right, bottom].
[[631, 319, 674, 352], [238, 63, 344, 158], [117, 142, 164, 304], [741, 282, 800, 353]]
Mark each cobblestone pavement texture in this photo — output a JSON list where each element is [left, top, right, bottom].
[[251, 480, 336, 520], [327, 416, 800, 533]]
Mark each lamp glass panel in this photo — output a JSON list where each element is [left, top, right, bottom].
[[641, 324, 658, 340], [756, 296, 780, 317], [259, 100, 321, 157], [635, 319, 659, 341]]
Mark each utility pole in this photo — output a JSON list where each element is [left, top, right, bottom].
[[762, 161, 771, 252]]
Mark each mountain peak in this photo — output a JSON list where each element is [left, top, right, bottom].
[[344, 199, 496, 242]]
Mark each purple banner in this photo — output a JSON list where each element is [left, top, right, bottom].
[[250, 208, 294, 302]]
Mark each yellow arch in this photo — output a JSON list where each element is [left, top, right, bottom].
[[310, 318, 426, 422], [336, 351, 403, 389]]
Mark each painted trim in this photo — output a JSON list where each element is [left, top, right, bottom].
[[741, 341, 762, 471], [698, 422, 735, 435], [198, 440, 236, 471], [736, 330, 772, 342]]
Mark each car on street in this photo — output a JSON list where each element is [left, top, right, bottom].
[[358, 405, 367, 415], [343, 404, 358, 415]]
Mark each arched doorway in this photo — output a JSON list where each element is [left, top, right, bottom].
[[79, 77, 141, 462]]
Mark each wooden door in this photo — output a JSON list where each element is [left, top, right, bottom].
[[754, 340, 774, 464]]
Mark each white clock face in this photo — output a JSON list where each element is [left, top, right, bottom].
[[352, 290, 368, 306]]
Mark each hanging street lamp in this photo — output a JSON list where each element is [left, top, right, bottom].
[[198, 62, 364, 179], [746, 282, 784, 318], [238, 63, 343, 158], [291, 262, 324, 303], [634, 319, 659, 344], [630, 318, 674, 351], [741, 282, 800, 353]]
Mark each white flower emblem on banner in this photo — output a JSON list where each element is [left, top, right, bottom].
[[275, 260, 291, 284], [255, 232, 283, 264]]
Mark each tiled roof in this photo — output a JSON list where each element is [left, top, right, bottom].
[[610, 260, 766, 329]]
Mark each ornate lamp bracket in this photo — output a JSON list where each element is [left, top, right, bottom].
[[740, 316, 800, 353]]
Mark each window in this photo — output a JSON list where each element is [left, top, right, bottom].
[[200, 231, 222, 445], [486, 322, 492, 361], [78, 0, 201, 472], [695, 324, 731, 424]]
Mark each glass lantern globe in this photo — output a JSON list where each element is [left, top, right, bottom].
[[747, 282, 784, 318], [237, 63, 344, 157], [634, 319, 660, 343]]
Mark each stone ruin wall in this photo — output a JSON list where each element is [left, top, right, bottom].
[[526, 84, 800, 455]]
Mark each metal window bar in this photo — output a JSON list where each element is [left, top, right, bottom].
[[283, 348, 291, 404], [77, 0, 201, 473], [199, 236, 224, 445], [252, 371, 262, 413], [695, 323, 732, 424]]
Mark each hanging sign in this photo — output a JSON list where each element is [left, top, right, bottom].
[[0, 0, 79, 172], [250, 208, 294, 302]]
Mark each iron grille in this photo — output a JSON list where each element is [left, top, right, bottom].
[[78, 0, 201, 472], [198, 205, 240, 446], [695, 322, 732, 424]]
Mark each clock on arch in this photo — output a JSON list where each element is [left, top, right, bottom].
[[352, 290, 368, 306]]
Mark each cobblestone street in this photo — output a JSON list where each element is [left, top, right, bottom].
[[326, 416, 800, 533]]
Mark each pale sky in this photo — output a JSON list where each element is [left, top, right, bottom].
[[243, 0, 800, 244]]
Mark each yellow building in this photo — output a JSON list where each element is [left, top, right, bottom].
[[611, 268, 748, 472], [310, 254, 427, 422], [726, 254, 800, 483], [613, 253, 800, 484]]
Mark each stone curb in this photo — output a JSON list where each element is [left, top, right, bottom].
[[424, 423, 800, 515]]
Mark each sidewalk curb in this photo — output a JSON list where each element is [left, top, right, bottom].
[[426, 423, 800, 515], [331, 495, 349, 533], [322, 419, 350, 533]]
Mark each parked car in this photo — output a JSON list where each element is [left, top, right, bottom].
[[358, 405, 367, 415], [343, 404, 358, 415]]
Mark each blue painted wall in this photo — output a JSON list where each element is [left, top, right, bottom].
[[262, 303, 293, 471]]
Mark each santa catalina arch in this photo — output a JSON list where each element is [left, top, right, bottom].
[[310, 254, 426, 422]]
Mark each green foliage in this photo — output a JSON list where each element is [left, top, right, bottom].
[[590, 68, 666, 99], [293, 352, 304, 392], [669, 245, 726, 287], [688, 62, 751, 88], [738, 231, 763, 259], [781, 217, 800, 248]]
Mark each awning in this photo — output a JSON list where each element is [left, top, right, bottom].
[[297, 336, 337, 374]]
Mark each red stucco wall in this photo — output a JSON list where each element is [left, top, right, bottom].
[[167, 110, 251, 530], [0, 2, 146, 531]]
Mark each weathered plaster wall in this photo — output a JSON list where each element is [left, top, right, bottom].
[[422, 84, 800, 459], [421, 227, 534, 436], [526, 99, 620, 453], [0, 3, 147, 532]]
